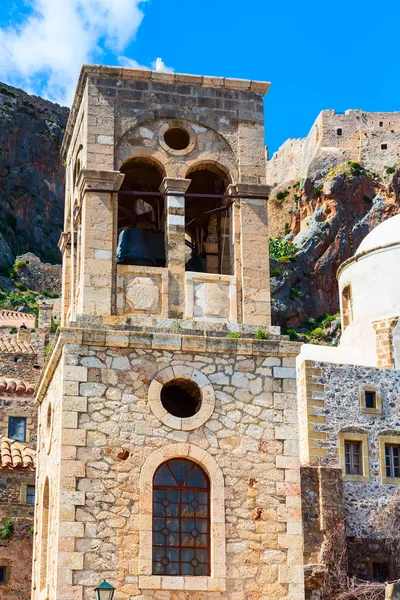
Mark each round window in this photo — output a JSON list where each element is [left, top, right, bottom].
[[161, 378, 201, 418], [164, 127, 190, 151]]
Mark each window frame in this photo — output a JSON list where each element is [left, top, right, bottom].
[[359, 385, 382, 415], [0, 566, 7, 583], [8, 416, 27, 442], [139, 443, 226, 592], [26, 485, 35, 505], [339, 432, 370, 482], [341, 284, 353, 330], [345, 440, 362, 476], [379, 436, 400, 484]]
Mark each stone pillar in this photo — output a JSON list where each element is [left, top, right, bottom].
[[76, 169, 124, 318], [228, 183, 271, 327], [160, 178, 191, 319], [58, 232, 71, 327], [373, 316, 399, 368]]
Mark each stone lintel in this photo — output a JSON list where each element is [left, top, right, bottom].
[[77, 169, 125, 194], [160, 178, 191, 194], [227, 183, 270, 198], [58, 231, 71, 253]]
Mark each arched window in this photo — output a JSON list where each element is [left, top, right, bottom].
[[342, 284, 353, 329], [40, 478, 49, 590], [152, 458, 210, 576]]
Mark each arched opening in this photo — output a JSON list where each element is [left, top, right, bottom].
[[117, 158, 166, 267], [342, 284, 353, 330], [185, 164, 232, 274], [40, 478, 50, 590], [160, 378, 202, 418], [152, 458, 210, 576]]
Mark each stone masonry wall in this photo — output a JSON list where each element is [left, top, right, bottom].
[[299, 359, 400, 538], [0, 469, 36, 600], [34, 330, 304, 600]]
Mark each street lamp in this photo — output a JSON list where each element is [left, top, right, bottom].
[[95, 580, 115, 600]]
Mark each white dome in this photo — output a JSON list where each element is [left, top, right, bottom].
[[356, 214, 400, 255]]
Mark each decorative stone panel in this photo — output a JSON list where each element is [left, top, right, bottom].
[[148, 365, 215, 430], [186, 272, 237, 322], [116, 265, 168, 317]]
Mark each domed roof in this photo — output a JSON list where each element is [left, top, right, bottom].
[[356, 214, 400, 255]]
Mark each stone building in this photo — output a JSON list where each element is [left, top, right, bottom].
[[32, 66, 305, 600], [266, 109, 400, 187], [297, 214, 400, 592]]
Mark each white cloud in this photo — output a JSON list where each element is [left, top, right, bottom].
[[0, 0, 148, 105]]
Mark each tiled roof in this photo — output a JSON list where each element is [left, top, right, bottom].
[[0, 438, 36, 470], [0, 310, 35, 328], [0, 379, 35, 395], [0, 335, 35, 354]]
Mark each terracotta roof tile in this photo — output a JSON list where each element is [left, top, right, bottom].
[[0, 379, 35, 395], [0, 311, 35, 328], [0, 335, 35, 354], [0, 438, 36, 470]]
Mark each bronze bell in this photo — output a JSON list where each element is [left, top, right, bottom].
[[116, 228, 157, 266]]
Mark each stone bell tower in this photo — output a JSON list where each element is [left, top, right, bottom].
[[33, 66, 304, 600]]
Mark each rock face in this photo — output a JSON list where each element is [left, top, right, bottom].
[[0, 82, 68, 269], [268, 164, 400, 327]]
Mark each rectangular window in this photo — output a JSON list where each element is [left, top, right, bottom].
[[372, 562, 389, 582], [0, 567, 6, 583], [26, 485, 35, 505], [385, 444, 400, 478], [365, 391, 376, 409], [337, 128, 342, 136], [8, 417, 26, 442], [345, 440, 362, 475], [379, 121, 384, 127], [381, 143, 387, 150]]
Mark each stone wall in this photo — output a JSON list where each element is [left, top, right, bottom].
[[15, 252, 62, 294], [33, 328, 304, 600], [298, 359, 400, 538], [266, 109, 400, 187], [0, 468, 35, 600]]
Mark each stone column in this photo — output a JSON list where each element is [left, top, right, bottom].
[[228, 183, 271, 327], [76, 169, 124, 318], [160, 178, 191, 319], [58, 232, 71, 326]]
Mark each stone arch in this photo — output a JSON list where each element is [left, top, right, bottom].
[[139, 443, 226, 590]]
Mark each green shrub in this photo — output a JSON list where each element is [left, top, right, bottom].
[[14, 259, 26, 270], [349, 162, 362, 176], [228, 332, 241, 339], [310, 327, 324, 340], [276, 189, 289, 202], [0, 520, 14, 540], [284, 223, 290, 235], [0, 87, 18, 98], [8, 326, 17, 334], [255, 329, 267, 340], [314, 187, 322, 198], [303, 269, 311, 277], [269, 237, 298, 261], [285, 328, 299, 341], [386, 166, 396, 174], [270, 268, 280, 277]]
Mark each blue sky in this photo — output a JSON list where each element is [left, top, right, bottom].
[[0, 0, 399, 154]]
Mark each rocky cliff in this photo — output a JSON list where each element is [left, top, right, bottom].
[[0, 82, 68, 270], [268, 162, 400, 331]]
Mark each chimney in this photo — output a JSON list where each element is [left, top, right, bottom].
[[39, 303, 52, 330], [17, 323, 31, 344]]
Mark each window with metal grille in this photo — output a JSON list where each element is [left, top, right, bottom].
[[345, 441, 362, 475], [26, 485, 35, 505], [152, 458, 210, 576], [0, 567, 6, 583], [365, 391, 376, 409], [8, 417, 26, 442], [385, 444, 400, 478]]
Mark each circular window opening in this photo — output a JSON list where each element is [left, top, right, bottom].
[[164, 127, 190, 151], [161, 378, 202, 418]]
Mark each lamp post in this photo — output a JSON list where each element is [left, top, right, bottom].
[[95, 580, 116, 600]]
